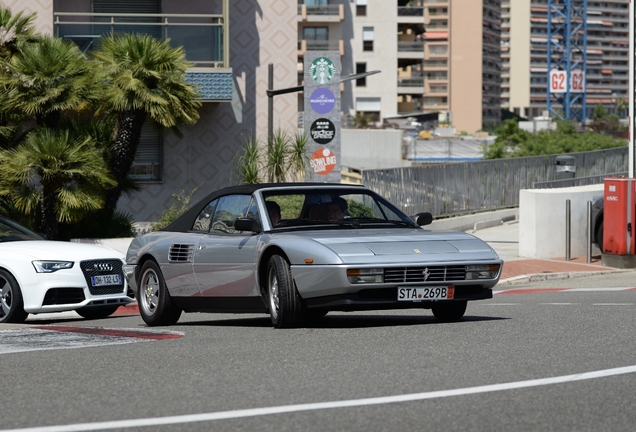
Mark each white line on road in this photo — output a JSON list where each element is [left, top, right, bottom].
[[3, 365, 636, 432]]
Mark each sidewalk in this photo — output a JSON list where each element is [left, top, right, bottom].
[[470, 220, 632, 284]]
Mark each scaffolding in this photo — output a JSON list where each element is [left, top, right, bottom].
[[547, 0, 587, 122]]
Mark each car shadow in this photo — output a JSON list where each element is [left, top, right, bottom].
[[178, 314, 509, 329]]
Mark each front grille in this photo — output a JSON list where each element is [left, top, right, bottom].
[[80, 259, 125, 296], [384, 265, 466, 283], [43, 288, 85, 305]]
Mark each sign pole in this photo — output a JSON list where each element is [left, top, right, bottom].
[[630, 0, 635, 178]]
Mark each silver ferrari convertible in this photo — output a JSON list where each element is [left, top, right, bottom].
[[124, 183, 503, 328]]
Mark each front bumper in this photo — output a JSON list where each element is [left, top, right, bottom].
[[123, 264, 137, 296]]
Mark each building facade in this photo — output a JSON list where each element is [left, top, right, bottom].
[[502, 0, 629, 119], [3, 0, 298, 222]]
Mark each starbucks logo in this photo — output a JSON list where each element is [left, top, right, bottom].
[[309, 57, 336, 84]]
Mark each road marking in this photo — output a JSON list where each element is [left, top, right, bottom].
[[540, 303, 576, 305], [592, 303, 634, 306], [495, 287, 636, 295], [3, 365, 636, 432], [0, 327, 183, 355], [480, 303, 520, 306]]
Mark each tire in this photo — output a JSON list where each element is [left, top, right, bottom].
[[0, 269, 28, 324], [595, 222, 604, 250], [266, 255, 302, 328], [432, 301, 467, 322], [76, 305, 120, 320], [137, 261, 182, 326]]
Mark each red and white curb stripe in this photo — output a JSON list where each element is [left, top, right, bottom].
[[495, 287, 636, 295], [0, 326, 183, 354]]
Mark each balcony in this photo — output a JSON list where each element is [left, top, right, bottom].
[[298, 39, 344, 57], [398, 6, 424, 24], [298, 4, 344, 23], [53, 10, 231, 101]]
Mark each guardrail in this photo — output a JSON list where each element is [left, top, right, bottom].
[[363, 147, 627, 218]]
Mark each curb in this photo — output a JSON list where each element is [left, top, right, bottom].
[[498, 269, 633, 285]]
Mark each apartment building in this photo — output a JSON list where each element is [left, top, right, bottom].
[[421, 0, 502, 134], [2, 0, 298, 222], [502, 0, 629, 119], [297, 0, 426, 126]]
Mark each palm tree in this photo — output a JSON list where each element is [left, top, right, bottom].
[[0, 4, 39, 146], [0, 35, 96, 140], [0, 5, 38, 60], [90, 34, 201, 215], [0, 128, 116, 239]]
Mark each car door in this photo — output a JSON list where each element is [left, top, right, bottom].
[[193, 194, 261, 298]]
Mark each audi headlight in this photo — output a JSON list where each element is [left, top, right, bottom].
[[465, 264, 500, 280], [347, 268, 383, 284], [32, 261, 74, 273]]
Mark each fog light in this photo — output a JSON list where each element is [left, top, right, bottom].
[[347, 268, 383, 284]]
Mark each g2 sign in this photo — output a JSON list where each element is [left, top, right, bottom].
[[549, 69, 585, 93]]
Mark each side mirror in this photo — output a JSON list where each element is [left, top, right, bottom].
[[234, 218, 262, 233], [413, 212, 433, 227]]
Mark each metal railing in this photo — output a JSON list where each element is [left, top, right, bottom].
[[397, 77, 425, 87], [398, 41, 424, 52], [397, 7, 424, 17], [53, 11, 229, 67], [363, 147, 627, 218], [306, 5, 342, 16]]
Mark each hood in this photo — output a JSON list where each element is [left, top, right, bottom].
[[0, 240, 125, 261], [281, 228, 499, 263]]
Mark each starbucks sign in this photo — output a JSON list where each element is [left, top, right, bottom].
[[309, 57, 336, 84]]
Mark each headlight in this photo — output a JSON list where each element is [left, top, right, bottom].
[[347, 268, 384, 284], [465, 264, 500, 280], [32, 261, 74, 273]]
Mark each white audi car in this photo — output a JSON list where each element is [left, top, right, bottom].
[[0, 216, 134, 323]]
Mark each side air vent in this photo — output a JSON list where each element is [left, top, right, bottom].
[[169, 244, 195, 262]]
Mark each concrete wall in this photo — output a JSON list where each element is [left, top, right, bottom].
[[519, 184, 603, 259], [341, 129, 410, 170]]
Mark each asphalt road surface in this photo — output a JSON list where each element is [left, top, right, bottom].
[[2, 271, 636, 432]]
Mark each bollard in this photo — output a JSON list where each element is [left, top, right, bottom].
[[587, 200, 592, 263], [565, 199, 571, 261]]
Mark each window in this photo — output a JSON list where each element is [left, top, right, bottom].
[[192, 199, 219, 232], [211, 195, 254, 235], [356, 63, 367, 87], [363, 27, 374, 51], [304, 27, 329, 50], [356, 0, 367, 16], [130, 122, 162, 181]]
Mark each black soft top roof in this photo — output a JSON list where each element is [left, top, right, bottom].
[[162, 182, 364, 232]]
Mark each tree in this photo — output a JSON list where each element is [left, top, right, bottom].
[[0, 128, 116, 239], [483, 119, 531, 159], [90, 34, 202, 215], [0, 5, 40, 145], [615, 97, 627, 118], [0, 35, 97, 144]]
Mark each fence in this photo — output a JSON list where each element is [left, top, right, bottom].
[[362, 147, 627, 218]]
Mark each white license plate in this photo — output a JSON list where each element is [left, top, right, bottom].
[[91, 274, 122, 287], [397, 286, 454, 301]]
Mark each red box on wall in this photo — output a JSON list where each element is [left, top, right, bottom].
[[603, 177, 636, 255]]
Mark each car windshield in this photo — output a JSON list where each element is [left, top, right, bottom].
[[0, 217, 45, 242], [261, 188, 417, 230]]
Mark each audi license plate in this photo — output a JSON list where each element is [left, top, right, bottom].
[[91, 274, 122, 287], [397, 286, 454, 301]]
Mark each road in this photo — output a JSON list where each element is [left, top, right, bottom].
[[2, 271, 636, 432]]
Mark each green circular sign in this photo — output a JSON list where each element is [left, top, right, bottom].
[[309, 57, 336, 84]]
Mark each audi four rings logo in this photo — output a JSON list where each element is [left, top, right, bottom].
[[422, 268, 430, 281], [91, 263, 113, 272]]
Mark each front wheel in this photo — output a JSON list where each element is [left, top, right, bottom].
[[266, 255, 302, 328], [432, 301, 467, 322], [137, 261, 182, 326], [0, 269, 28, 324], [76, 305, 120, 320]]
